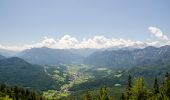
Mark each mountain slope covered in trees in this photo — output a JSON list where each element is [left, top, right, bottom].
[[0, 57, 56, 90], [81, 73, 170, 100], [0, 84, 46, 100]]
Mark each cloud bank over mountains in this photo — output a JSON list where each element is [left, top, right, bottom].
[[0, 27, 169, 51]]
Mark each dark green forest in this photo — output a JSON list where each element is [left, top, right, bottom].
[[0, 84, 46, 100], [81, 72, 170, 100]]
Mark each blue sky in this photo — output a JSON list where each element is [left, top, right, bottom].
[[0, 0, 170, 50]]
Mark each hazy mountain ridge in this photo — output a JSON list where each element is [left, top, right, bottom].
[[65, 48, 103, 57], [84, 45, 170, 68], [0, 55, 5, 60], [17, 47, 84, 65], [14, 45, 170, 67], [0, 49, 18, 57]]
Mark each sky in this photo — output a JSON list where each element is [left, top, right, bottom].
[[0, 0, 170, 51]]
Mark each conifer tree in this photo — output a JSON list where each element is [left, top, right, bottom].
[[99, 87, 110, 100], [126, 74, 132, 100], [84, 91, 92, 100], [153, 77, 159, 95], [131, 77, 148, 100], [160, 72, 170, 99], [120, 93, 125, 100], [14, 86, 19, 100], [165, 72, 169, 78], [128, 75, 132, 89], [0, 84, 6, 91]]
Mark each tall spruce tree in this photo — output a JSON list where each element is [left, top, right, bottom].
[[126, 74, 132, 99], [131, 77, 148, 100], [120, 93, 125, 100], [160, 72, 170, 99], [153, 77, 159, 95], [128, 75, 132, 89], [84, 91, 92, 100], [99, 87, 110, 100]]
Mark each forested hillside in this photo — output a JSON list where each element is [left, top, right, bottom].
[[67, 72, 170, 100], [0, 84, 46, 100], [0, 57, 56, 90]]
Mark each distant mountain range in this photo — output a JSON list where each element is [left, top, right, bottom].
[[0, 57, 56, 90], [17, 47, 84, 65], [84, 45, 170, 68], [1, 45, 170, 68], [1, 45, 170, 91], [13, 45, 170, 67]]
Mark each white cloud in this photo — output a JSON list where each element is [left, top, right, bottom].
[[0, 35, 161, 51], [148, 27, 169, 41], [0, 35, 159, 51], [58, 35, 79, 48], [1, 26, 170, 52], [42, 37, 57, 46]]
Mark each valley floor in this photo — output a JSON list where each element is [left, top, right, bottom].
[[42, 64, 125, 99]]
